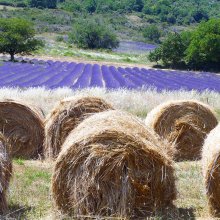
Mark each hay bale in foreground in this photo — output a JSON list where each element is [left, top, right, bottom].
[[202, 124, 220, 217], [145, 100, 218, 161], [0, 133, 12, 214], [44, 96, 114, 159], [0, 99, 44, 159], [52, 110, 176, 218]]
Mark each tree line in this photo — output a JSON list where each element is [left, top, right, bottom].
[[0, 16, 219, 72], [1, 0, 219, 25], [149, 19, 220, 71]]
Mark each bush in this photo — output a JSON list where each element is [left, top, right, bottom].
[[142, 25, 161, 43], [55, 35, 64, 42], [149, 19, 220, 71], [69, 18, 119, 49], [186, 19, 220, 69], [149, 32, 189, 68]]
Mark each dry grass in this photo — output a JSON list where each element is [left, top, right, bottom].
[[0, 100, 44, 159], [0, 87, 219, 119], [0, 88, 218, 219], [202, 124, 220, 217], [0, 133, 12, 214], [0, 159, 210, 219], [44, 96, 113, 159], [145, 100, 218, 161], [52, 110, 176, 218]]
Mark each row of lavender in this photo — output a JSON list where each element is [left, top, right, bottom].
[[0, 59, 220, 91]]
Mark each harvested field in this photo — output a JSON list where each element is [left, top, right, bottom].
[[145, 100, 218, 161], [0, 88, 218, 219], [0, 100, 44, 159], [52, 110, 176, 218], [0, 133, 12, 215], [44, 96, 113, 158], [202, 124, 220, 217]]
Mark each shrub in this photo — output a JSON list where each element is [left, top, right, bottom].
[[149, 32, 189, 67], [185, 19, 220, 69], [69, 18, 119, 49], [142, 25, 161, 43]]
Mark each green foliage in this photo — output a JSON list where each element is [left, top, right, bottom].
[[29, 0, 57, 8], [149, 32, 188, 67], [142, 25, 161, 43], [14, 158, 25, 165], [0, 18, 44, 60], [186, 19, 220, 69], [149, 19, 220, 70], [69, 18, 119, 49]]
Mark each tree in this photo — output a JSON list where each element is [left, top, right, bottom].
[[85, 0, 97, 13], [143, 25, 161, 43], [0, 18, 44, 61], [149, 32, 189, 67], [30, 0, 57, 8], [47, 0, 57, 8], [69, 18, 119, 49], [186, 19, 220, 69], [191, 9, 209, 22], [30, 0, 45, 8]]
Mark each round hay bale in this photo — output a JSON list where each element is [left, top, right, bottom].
[[52, 110, 176, 218], [145, 100, 218, 161], [0, 99, 44, 159], [0, 133, 12, 214], [202, 124, 220, 217], [44, 96, 114, 159]]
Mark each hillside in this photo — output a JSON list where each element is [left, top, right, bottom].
[[1, 0, 220, 25], [0, 0, 219, 70]]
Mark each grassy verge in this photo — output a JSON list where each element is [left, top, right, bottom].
[[6, 159, 53, 219], [36, 34, 152, 65], [2, 159, 211, 219]]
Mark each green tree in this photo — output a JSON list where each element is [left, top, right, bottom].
[[69, 18, 119, 49], [149, 32, 189, 67], [191, 9, 209, 22], [85, 0, 97, 13], [30, 0, 57, 8], [0, 18, 44, 61], [143, 25, 161, 43], [47, 0, 57, 8], [186, 19, 220, 68], [30, 0, 45, 8]]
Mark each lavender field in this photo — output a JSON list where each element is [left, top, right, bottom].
[[113, 41, 157, 54], [0, 59, 220, 91]]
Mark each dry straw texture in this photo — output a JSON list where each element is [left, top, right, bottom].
[[145, 100, 218, 161], [0, 99, 44, 159], [44, 96, 114, 159], [52, 110, 176, 218], [0, 133, 12, 214], [202, 124, 220, 217]]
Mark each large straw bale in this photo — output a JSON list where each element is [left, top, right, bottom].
[[202, 124, 220, 217], [52, 110, 176, 218], [0, 99, 44, 159], [145, 100, 217, 161], [0, 133, 12, 214], [44, 96, 113, 159]]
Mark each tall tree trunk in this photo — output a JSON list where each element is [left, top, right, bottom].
[[10, 53, 15, 62]]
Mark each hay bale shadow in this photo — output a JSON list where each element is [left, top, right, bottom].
[[1, 204, 33, 219], [155, 206, 195, 220]]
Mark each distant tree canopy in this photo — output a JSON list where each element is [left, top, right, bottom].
[[69, 18, 119, 50], [142, 25, 161, 43], [0, 0, 219, 25], [0, 18, 44, 61], [149, 19, 220, 70], [30, 0, 57, 8]]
